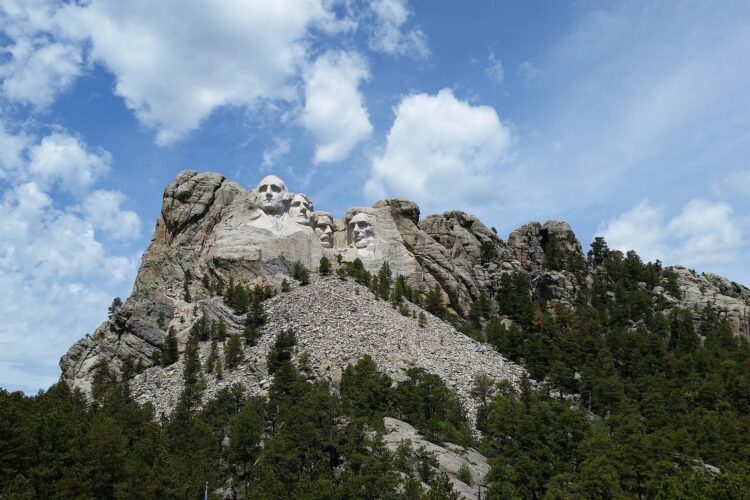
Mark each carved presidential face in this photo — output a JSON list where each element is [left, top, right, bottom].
[[256, 175, 288, 215], [349, 213, 374, 249], [314, 212, 334, 248], [289, 194, 313, 226]]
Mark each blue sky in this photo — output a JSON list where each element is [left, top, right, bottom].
[[1, 0, 749, 393]]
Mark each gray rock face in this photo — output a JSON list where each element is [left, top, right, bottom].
[[382, 417, 489, 499], [129, 276, 526, 424], [60, 169, 750, 399], [670, 266, 750, 339]]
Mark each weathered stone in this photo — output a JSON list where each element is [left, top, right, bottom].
[[382, 417, 489, 499]]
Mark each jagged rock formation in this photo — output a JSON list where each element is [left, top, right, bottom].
[[60, 170, 750, 400]]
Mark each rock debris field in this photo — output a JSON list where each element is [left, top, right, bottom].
[[131, 276, 527, 424]]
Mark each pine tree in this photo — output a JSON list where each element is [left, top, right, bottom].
[[108, 297, 122, 319], [183, 336, 201, 386], [206, 339, 218, 374], [224, 334, 243, 368], [293, 261, 310, 285], [281, 278, 291, 292], [319, 256, 332, 276], [377, 262, 392, 300], [216, 319, 227, 341], [418, 311, 427, 328], [162, 326, 179, 365]]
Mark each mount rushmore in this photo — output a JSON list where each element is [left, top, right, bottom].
[[60, 170, 750, 404]]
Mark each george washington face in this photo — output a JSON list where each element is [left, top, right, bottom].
[[256, 175, 288, 215]]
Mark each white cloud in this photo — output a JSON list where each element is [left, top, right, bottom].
[[68, 0, 331, 145], [366, 89, 511, 210], [0, 0, 84, 107], [598, 201, 667, 262], [368, 0, 429, 59], [1, 0, 343, 144], [715, 169, 750, 196], [28, 132, 111, 194], [600, 199, 742, 267], [0, 126, 141, 392], [486, 52, 504, 85], [301, 50, 372, 164], [261, 137, 291, 170], [80, 190, 141, 241]]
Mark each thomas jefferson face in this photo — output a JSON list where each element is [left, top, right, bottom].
[[289, 194, 313, 226], [256, 175, 288, 215], [314, 212, 334, 248], [349, 213, 374, 249]]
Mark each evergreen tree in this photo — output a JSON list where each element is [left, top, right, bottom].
[[293, 261, 310, 285], [319, 256, 332, 276], [224, 335, 243, 369], [108, 297, 122, 319], [161, 327, 179, 365], [267, 329, 296, 375]]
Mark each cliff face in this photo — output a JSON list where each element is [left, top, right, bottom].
[[59, 170, 750, 397]]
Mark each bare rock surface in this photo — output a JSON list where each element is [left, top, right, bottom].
[[130, 276, 526, 423], [382, 417, 489, 499]]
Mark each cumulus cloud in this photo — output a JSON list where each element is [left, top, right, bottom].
[[0, 0, 84, 107], [80, 190, 141, 241], [600, 199, 742, 267], [368, 0, 429, 59], [366, 89, 511, 210], [301, 50, 372, 164], [28, 132, 111, 194], [70, 0, 331, 144], [0, 126, 140, 392], [0, 0, 344, 144]]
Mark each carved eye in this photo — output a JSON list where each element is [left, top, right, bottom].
[[271, 185, 281, 193], [259, 184, 268, 192], [291, 201, 300, 207]]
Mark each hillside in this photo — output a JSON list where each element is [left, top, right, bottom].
[[4, 170, 748, 498]]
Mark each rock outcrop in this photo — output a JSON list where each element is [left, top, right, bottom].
[[382, 417, 490, 499], [60, 170, 750, 404]]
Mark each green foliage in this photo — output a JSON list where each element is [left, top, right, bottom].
[[183, 270, 192, 302], [224, 334, 243, 369], [480, 240, 497, 264], [343, 258, 371, 286], [281, 278, 290, 292], [161, 326, 180, 366], [292, 261, 310, 285], [107, 296, 122, 319], [376, 261, 392, 300], [318, 256, 331, 276], [457, 464, 472, 486], [418, 311, 427, 328], [393, 368, 473, 447], [424, 286, 446, 319], [266, 329, 296, 375]]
